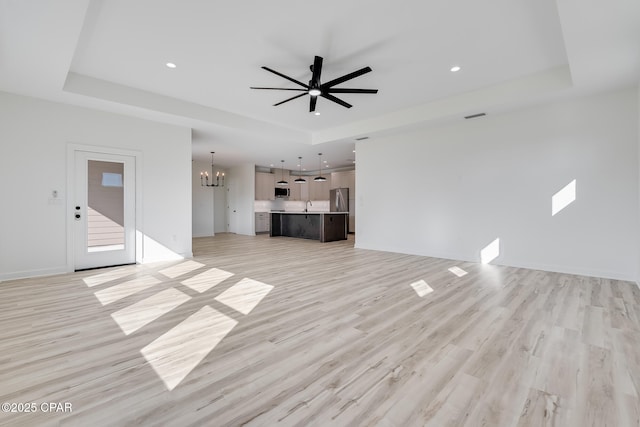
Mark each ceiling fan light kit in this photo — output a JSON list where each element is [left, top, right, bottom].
[[251, 55, 378, 112]]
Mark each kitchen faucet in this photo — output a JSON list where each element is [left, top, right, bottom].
[[305, 200, 313, 212]]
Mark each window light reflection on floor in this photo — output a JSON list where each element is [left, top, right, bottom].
[[181, 267, 234, 293], [448, 266, 468, 277], [83, 267, 133, 287], [159, 260, 205, 279], [89, 259, 275, 391], [111, 288, 191, 335], [214, 278, 274, 315], [410, 279, 434, 297], [94, 275, 161, 305], [140, 305, 238, 391]]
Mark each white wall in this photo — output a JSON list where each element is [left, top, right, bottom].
[[192, 159, 214, 237], [356, 87, 639, 280], [227, 164, 255, 236], [0, 91, 192, 280], [638, 83, 640, 285], [192, 159, 227, 237]]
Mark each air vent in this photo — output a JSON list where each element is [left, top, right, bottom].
[[355, 136, 369, 141], [464, 113, 486, 119]]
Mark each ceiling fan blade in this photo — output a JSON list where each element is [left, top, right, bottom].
[[321, 93, 352, 109], [322, 66, 372, 88], [250, 87, 307, 91], [311, 56, 323, 86], [261, 66, 309, 89], [327, 88, 378, 94], [310, 95, 317, 112], [274, 92, 307, 106]]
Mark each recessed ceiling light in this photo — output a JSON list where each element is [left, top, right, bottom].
[[314, 112, 320, 116], [323, 160, 327, 163], [270, 164, 274, 167], [353, 150, 356, 152], [166, 62, 177, 68], [450, 66, 461, 72]]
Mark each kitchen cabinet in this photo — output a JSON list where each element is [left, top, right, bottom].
[[275, 169, 290, 186], [255, 172, 275, 200], [270, 212, 347, 242], [290, 180, 308, 201], [308, 178, 330, 200], [330, 170, 355, 190], [255, 212, 270, 233]]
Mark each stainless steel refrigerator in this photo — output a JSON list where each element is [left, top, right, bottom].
[[330, 188, 349, 233], [330, 188, 349, 213]]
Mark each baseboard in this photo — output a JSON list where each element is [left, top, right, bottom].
[[502, 260, 636, 282], [353, 242, 635, 282], [141, 251, 192, 264], [0, 266, 69, 283]]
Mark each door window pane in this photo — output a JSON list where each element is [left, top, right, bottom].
[[87, 160, 125, 252]]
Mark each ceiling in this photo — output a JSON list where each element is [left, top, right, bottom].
[[1, 0, 638, 171]]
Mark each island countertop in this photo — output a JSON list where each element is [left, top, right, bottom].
[[270, 212, 348, 242], [270, 211, 348, 214]]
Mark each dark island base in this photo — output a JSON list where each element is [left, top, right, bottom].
[[270, 212, 348, 242]]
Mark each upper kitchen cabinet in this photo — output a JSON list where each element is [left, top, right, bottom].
[[255, 172, 275, 200], [308, 178, 330, 200], [290, 180, 308, 201], [330, 170, 355, 191]]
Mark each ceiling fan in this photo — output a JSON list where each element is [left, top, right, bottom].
[[250, 56, 378, 112]]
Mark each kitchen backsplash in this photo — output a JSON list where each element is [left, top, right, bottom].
[[254, 200, 330, 213]]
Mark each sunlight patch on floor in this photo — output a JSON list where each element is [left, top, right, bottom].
[[83, 267, 133, 287], [140, 305, 238, 391], [410, 279, 434, 297], [448, 266, 468, 277], [181, 268, 234, 293], [159, 260, 205, 279], [214, 278, 274, 315], [94, 275, 161, 305], [111, 288, 191, 335]]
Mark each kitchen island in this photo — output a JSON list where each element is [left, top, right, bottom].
[[270, 212, 348, 242]]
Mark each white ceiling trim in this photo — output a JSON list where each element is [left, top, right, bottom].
[[312, 66, 574, 144]]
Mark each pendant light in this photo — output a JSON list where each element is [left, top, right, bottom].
[[313, 153, 326, 182], [200, 151, 224, 187], [276, 160, 288, 186], [294, 156, 306, 184]]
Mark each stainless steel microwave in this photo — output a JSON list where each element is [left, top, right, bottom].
[[275, 187, 290, 198]]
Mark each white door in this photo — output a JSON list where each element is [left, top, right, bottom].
[[227, 185, 237, 233], [74, 151, 136, 270]]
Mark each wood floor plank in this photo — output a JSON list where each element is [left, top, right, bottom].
[[0, 233, 638, 426]]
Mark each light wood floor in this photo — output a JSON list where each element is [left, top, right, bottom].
[[1, 234, 639, 426]]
